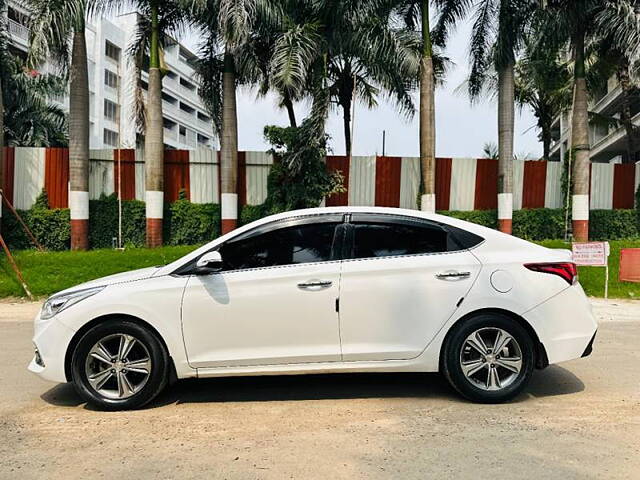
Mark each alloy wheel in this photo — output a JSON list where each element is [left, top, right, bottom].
[[459, 327, 523, 391], [84, 333, 152, 400]]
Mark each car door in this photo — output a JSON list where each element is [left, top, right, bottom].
[[181, 215, 344, 368], [338, 214, 482, 362]]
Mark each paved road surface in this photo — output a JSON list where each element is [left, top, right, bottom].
[[0, 300, 639, 479]]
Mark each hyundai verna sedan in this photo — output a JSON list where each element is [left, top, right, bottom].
[[29, 207, 597, 409]]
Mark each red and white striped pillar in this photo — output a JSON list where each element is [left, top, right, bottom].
[[572, 194, 589, 242], [221, 193, 238, 234], [420, 193, 435, 213], [70, 191, 89, 250], [497, 193, 513, 234], [145, 191, 163, 247]]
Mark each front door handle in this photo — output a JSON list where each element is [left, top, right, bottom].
[[297, 280, 333, 290], [436, 271, 471, 280]]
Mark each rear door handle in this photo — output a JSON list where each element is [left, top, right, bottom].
[[297, 280, 333, 290], [436, 271, 471, 280]]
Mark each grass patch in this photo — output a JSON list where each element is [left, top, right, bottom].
[[0, 245, 198, 298], [539, 240, 640, 299], [1, 240, 640, 299]]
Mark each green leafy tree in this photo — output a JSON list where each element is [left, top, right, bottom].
[[514, 36, 571, 161], [262, 124, 344, 212], [2, 58, 68, 147]]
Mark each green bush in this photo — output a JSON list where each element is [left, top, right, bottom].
[[513, 209, 566, 240], [89, 194, 147, 248], [589, 209, 639, 240], [437, 210, 498, 229], [240, 204, 268, 226], [1, 191, 70, 250], [163, 199, 220, 245], [440, 208, 639, 241]]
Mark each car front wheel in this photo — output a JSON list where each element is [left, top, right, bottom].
[[70, 320, 169, 410], [442, 313, 535, 403]]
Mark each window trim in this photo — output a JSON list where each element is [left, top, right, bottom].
[[343, 213, 481, 261], [173, 214, 347, 275]]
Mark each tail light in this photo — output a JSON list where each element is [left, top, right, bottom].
[[524, 262, 577, 285]]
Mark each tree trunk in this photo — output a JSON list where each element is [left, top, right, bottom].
[[497, 63, 515, 234], [145, 5, 165, 247], [0, 69, 4, 232], [571, 31, 590, 242], [542, 125, 551, 162], [282, 91, 297, 128], [69, 27, 90, 250], [618, 61, 637, 163], [342, 95, 352, 158], [220, 49, 238, 234], [419, 0, 436, 213]]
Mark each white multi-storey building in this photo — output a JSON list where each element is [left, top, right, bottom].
[[5, 2, 215, 150], [549, 74, 639, 164]]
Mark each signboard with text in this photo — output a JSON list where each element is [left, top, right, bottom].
[[572, 242, 610, 298], [572, 242, 609, 267]]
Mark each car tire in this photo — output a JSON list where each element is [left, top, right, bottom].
[[70, 320, 169, 411], [442, 313, 535, 403]]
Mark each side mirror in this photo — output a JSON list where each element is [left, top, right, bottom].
[[194, 251, 223, 274]]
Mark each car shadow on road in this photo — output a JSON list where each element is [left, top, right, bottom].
[[524, 365, 585, 399], [40, 365, 584, 410]]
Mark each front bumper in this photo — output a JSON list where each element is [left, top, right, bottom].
[[522, 284, 598, 365], [28, 315, 76, 383]]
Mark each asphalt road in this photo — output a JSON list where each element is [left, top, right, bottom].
[[0, 300, 639, 479]]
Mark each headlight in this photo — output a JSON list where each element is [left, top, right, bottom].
[[40, 286, 105, 320]]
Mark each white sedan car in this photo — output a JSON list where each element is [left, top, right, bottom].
[[29, 207, 597, 409]]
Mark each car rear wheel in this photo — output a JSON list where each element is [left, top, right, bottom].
[[442, 313, 535, 403], [71, 320, 169, 410]]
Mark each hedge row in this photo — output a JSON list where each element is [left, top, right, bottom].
[[2, 193, 220, 250], [2, 198, 638, 251], [441, 208, 639, 241]]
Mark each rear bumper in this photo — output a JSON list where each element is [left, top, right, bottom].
[[522, 284, 597, 365], [582, 331, 597, 358]]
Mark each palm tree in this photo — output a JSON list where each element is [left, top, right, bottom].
[[3, 58, 68, 147], [0, 0, 7, 227], [514, 36, 571, 161], [391, 0, 469, 212], [539, 0, 640, 241], [91, 0, 188, 246], [452, 0, 536, 233], [187, 0, 282, 233], [27, 0, 90, 249]]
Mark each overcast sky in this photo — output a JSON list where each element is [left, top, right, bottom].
[[184, 19, 543, 159]]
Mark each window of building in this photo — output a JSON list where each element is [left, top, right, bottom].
[[179, 102, 195, 114], [197, 112, 211, 123], [104, 99, 118, 122], [105, 41, 121, 62], [104, 69, 118, 89], [179, 77, 197, 91], [103, 128, 119, 147], [162, 92, 178, 105]]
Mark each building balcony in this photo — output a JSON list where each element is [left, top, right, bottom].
[[8, 19, 28, 40], [164, 127, 178, 142], [590, 111, 640, 162]]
